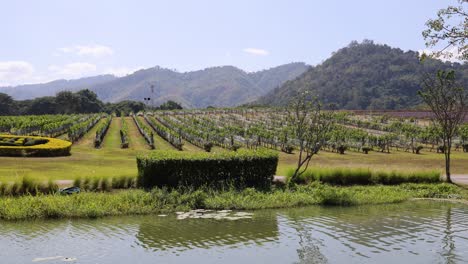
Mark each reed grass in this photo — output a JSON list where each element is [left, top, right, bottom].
[[0, 182, 465, 220], [0, 177, 59, 197], [287, 167, 441, 185]]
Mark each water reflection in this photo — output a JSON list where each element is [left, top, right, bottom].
[[0, 201, 467, 264], [281, 201, 468, 263], [136, 212, 279, 252]]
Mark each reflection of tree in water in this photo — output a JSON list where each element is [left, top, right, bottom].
[[442, 206, 455, 264], [294, 220, 328, 264], [283, 202, 468, 262], [136, 213, 279, 252]]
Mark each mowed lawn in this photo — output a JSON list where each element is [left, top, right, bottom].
[[1, 117, 468, 182]]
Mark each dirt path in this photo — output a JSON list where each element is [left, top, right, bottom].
[[451, 175, 468, 187], [125, 117, 150, 150], [102, 117, 121, 149]]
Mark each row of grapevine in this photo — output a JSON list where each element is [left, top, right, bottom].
[[132, 115, 154, 149], [144, 114, 184, 150], [68, 114, 102, 142], [152, 109, 468, 155], [94, 116, 113, 148], [0, 114, 92, 137], [120, 117, 129, 148]]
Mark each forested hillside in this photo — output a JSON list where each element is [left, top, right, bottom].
[[256, 40, 468, 109]]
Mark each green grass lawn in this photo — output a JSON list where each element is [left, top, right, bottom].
[[1, 121, 468, 183]]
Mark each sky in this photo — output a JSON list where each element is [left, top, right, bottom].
[[0, 0, 454, 86]]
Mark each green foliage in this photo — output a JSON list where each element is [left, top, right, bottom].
[[104, 100, 146, 116], [0, 177, 59, 197], [422, 0, 468, 61], [157, 100, 183, 110], [287, 167, 441, 185], [137, 149, 279, 189], [0, 182, 465, 220]]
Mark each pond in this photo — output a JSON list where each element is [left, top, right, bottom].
[[1, 201, 467, 263]]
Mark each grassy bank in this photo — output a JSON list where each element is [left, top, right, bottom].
[[0, 182, 466, 220]]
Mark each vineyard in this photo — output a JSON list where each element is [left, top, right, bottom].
[[1, 109, 468, 182]]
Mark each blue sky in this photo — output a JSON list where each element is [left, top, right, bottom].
[[0, 0, 451, 86]]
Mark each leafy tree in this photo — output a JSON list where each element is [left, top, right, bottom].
[[55, 91, 81, 114], [0, 93, 15, 115], [76, 89, 103, 113], [158, 100, 183, 110], [288, 92, 335, 184], [104, 100, 146, 115], [25, 97, 58, 115], [419, 70, 467, 182], [422, 0, 468, 61]]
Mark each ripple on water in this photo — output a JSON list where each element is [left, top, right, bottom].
[[0, 202, 467, 264]]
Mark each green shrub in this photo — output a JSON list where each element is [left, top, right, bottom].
[[415, 145, 423, 154], [203, 142, 213, 152], [336, 145, 347, 154], [0, 135, 71, 157], [281, 144, 294, 154], [361, 146, 372, 154], [137, 149, 278, 189]]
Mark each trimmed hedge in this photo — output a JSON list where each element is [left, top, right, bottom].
[[0, 134, 72, 157], [137, 149, 278, 189]]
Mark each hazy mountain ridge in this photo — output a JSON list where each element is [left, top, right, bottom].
[[0, 63, 309, 108], [0, 75, 117, 100], [91, 63, 309, 108]]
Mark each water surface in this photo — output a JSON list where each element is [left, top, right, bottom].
[[1, 201, 467, 263]]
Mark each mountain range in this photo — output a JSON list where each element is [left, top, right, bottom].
[[0, 63, 309, 108], [3, 40, 466, 110]]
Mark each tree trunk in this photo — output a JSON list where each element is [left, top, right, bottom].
[[445, 139, 452, 183]]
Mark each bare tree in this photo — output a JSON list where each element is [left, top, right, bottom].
[[287, 92, 335, 184], [419, 70, 467, 183]]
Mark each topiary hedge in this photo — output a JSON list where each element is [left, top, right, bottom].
[[137, 149, 278, 189], [0, 135, 72, 157]]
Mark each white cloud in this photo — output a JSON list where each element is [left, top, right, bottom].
[[58, 44, 114, 57], [0, 61, 36, 86], [243, 48, 269, 56], [418, 47, 462, 63], [48, 62, 97, 78], [103, 66, 143, 77]]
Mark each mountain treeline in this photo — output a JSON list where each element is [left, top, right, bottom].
[[0, 89, 181, 115], [256, 40, 468, 109]]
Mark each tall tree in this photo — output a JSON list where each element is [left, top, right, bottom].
[[419, 70, 467, 182], [422, 0, 468, 61], [0, 93, 15, 115], [288, 92, 335, 184]]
